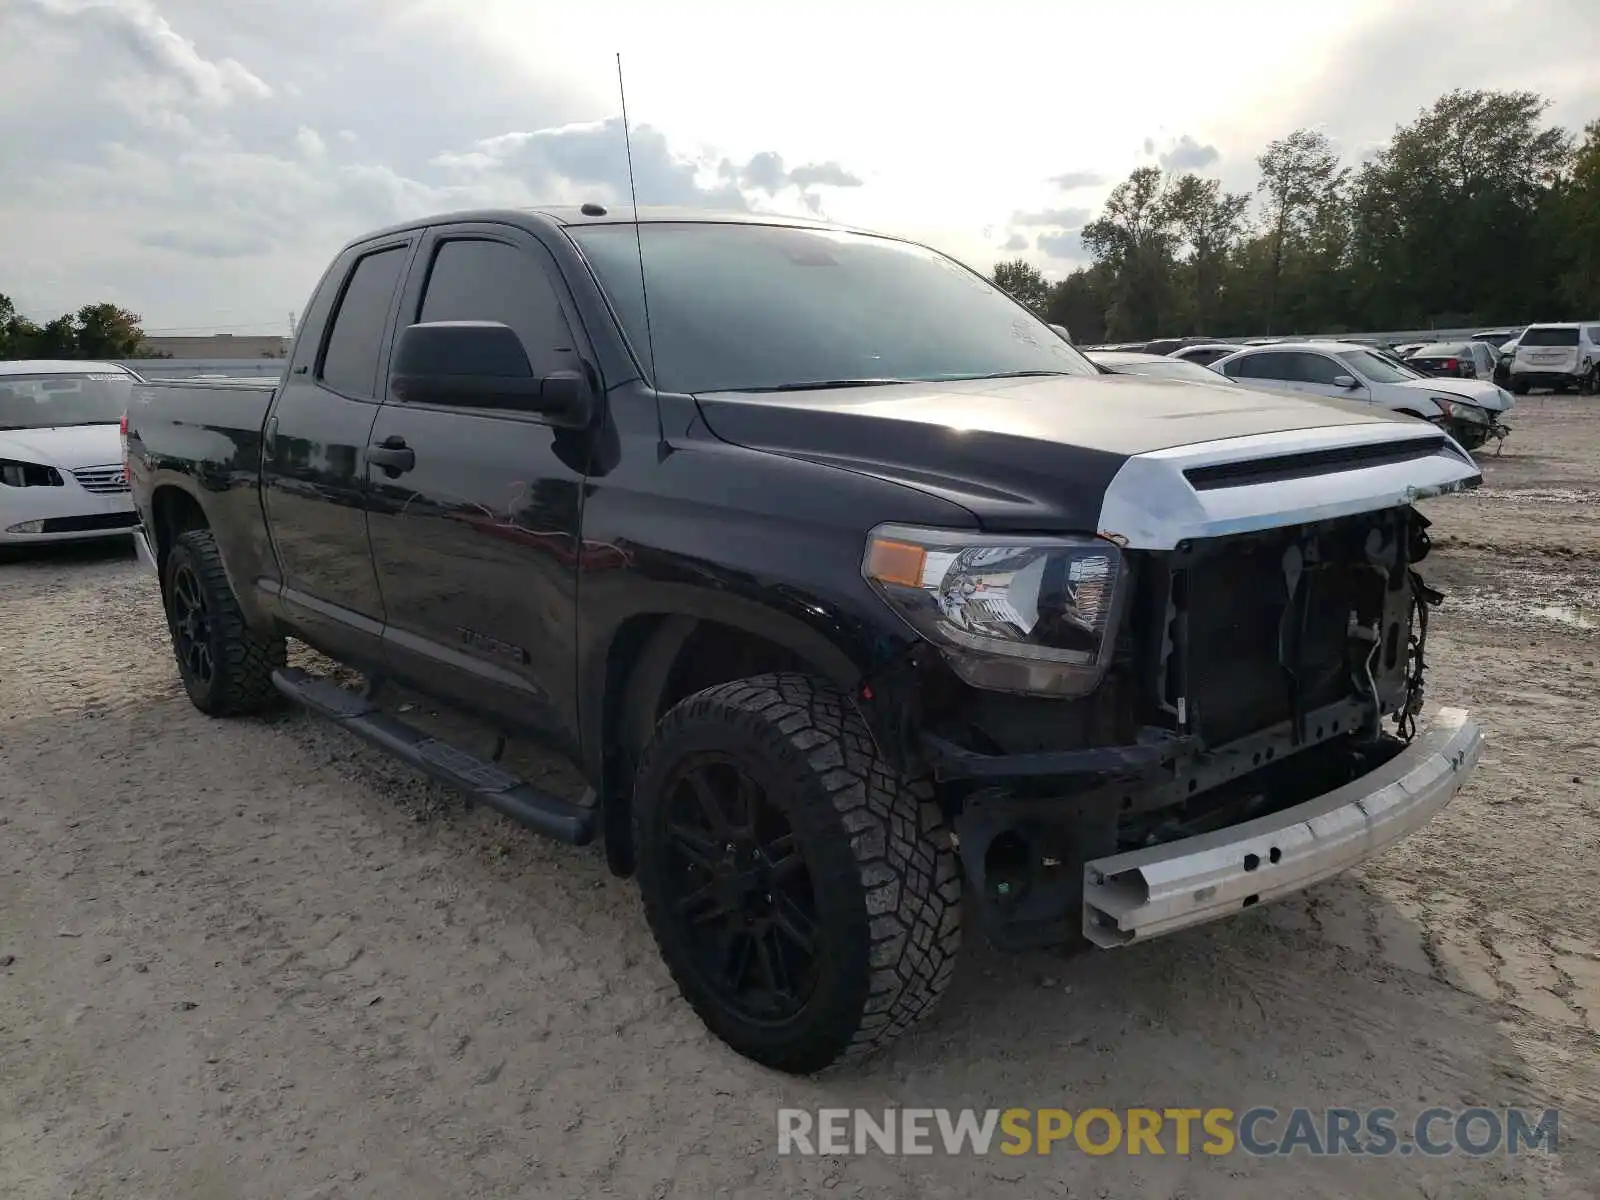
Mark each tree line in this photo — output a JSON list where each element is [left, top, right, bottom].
[[0, 294, 166, 360], [992, 89, 1600, 345]]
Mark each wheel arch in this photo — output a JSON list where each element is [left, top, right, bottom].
[[149, 482, 210, 580], [589, 596, 886, 877]]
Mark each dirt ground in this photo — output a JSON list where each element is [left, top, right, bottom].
[[2, 398, 1597, 1199]]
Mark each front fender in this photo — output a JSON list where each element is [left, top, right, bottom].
[[578, 576, 918, 784]]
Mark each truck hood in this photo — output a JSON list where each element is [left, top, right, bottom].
[[694, 373, 1481, 545], [0, 423, 123, 471], [1395, 376, 1512, 413], [694, 376, 1433, 534]]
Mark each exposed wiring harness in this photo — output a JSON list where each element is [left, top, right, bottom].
[[1396, 569, 1443, 742]]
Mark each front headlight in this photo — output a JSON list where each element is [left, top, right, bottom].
[[862, 523, 1127, 697], [0, 459, 64, 488]]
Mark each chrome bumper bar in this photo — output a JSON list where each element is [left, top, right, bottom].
[[132, 524, 159, 576], [1082, 707, 1483, 948]]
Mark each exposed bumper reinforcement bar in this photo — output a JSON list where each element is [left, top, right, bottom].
[[1081, 706, 1483, 948]]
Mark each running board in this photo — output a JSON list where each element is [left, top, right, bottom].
[[271, 667, 598, 845]]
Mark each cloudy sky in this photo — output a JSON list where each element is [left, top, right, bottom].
[[2, 0, 1596, 335]]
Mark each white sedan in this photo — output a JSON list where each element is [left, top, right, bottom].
[[0, 360, 140, 546], [1207, 341, 1505, 451]]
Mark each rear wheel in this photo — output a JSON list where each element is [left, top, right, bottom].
[[1512, 378, 1530, 395], [161, 528, 285, 715], [633, 673, 961, 1073]]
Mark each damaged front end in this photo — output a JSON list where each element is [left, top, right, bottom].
[[880, 419, 1488, 953], [916, 505, 1451, 950]]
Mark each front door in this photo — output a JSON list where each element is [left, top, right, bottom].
[[1280, 351, 1372, 404], [364, 224, 595, 751], [261, 236, 414, 664]]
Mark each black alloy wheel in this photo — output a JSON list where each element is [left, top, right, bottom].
[[658, 752, 820, 1021], [160, 528, 285, 715], [169, 559, 215, 688], [633, 673, 961, 1074]]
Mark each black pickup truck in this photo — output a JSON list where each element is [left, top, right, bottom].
[[126, 206, 1485, 1073]]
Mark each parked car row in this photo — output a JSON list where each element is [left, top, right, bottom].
[[1084, 338, 1512, 451], [1089, 321, 1599, 396]]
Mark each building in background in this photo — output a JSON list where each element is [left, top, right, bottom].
[[143, 333, 289, 359]]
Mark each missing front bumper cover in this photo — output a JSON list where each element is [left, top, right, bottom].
[[1080, 705, 1482, 948]]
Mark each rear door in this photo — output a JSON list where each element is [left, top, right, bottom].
[[364, 222, 595, 749], [261, 235, 415, 664]]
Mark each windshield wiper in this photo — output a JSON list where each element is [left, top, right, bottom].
[[940, 370, 1079, 381], [722, 378, 916, 393]]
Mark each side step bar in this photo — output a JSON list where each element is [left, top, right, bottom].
[[271, 667, 598, 845]]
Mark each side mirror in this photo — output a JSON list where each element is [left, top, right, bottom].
[[1048, 323, 1074, 343], [389, 321, 595, 427], [1332, 374, 1360, 389]]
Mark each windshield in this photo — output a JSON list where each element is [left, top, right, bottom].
[[1338, 349, 1422, 384], [1103, 358, 1224, 383], [567, 222, 1098, 394], [1520, 326, 1579, 347], [0, 371, 133, 430]]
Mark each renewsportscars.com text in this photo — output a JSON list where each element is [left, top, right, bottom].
[[776, 1106, 1560, 1158]]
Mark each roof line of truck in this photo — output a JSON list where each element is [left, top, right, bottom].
[[338, 205, 873, 253]]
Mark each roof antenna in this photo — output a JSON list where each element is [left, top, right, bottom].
[[616, 52, 667, 456]]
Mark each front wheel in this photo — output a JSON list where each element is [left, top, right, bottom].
[[633, 673, 961, 1073], [161, 528, 286, 715]]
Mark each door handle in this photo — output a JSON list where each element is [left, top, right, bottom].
[[368, 436, 415, 476], [262, 415, 278, 460]]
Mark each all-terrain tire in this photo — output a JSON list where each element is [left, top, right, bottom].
[[161, 528, 286, 716], [633, 672, 961, 1074]]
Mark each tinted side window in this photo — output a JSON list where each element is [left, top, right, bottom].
[[416, 238, 574, 377], [1234, 352, 1292, 379], [320, 246, 407, 399], [1283, 352, 1344, 385]]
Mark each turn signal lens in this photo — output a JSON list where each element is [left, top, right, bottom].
[[864, 538, 929, 588]]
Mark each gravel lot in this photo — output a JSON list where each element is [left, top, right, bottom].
[[3, 398, 1598, 1199]]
